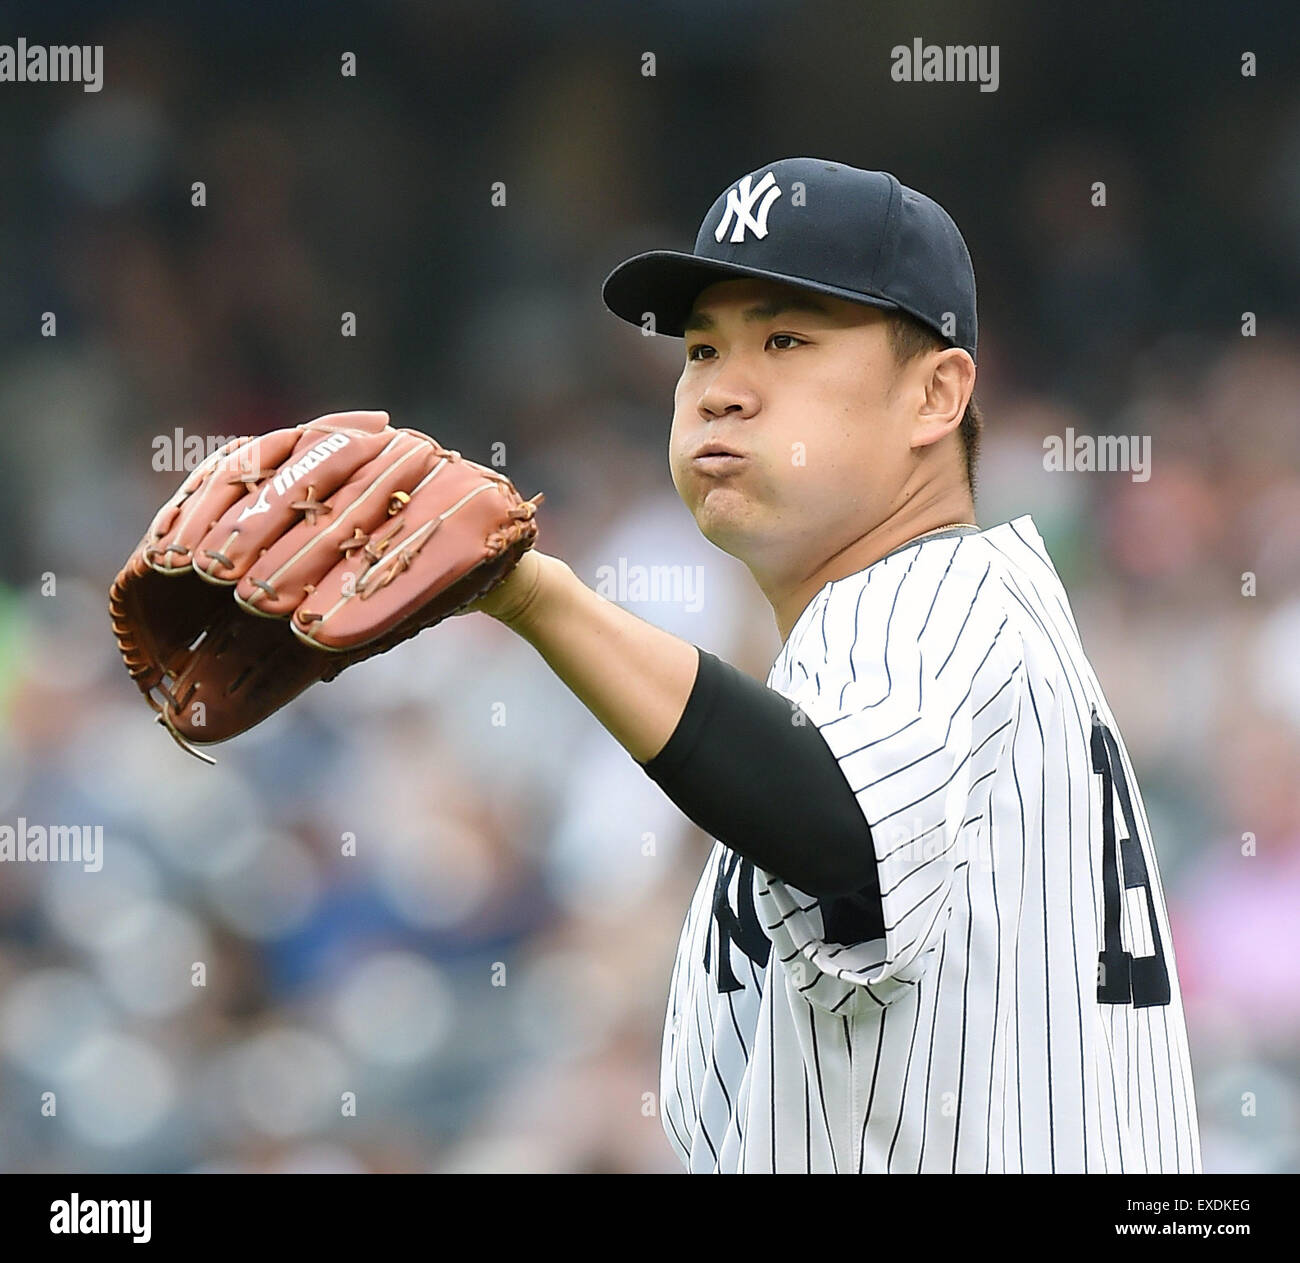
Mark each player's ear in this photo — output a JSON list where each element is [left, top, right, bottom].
[[912, 349, 973, 450]]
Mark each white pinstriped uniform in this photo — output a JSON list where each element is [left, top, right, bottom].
[[660, 515, 1202, 1173]]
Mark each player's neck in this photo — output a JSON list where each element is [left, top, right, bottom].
[[766, 504, 979, 644]]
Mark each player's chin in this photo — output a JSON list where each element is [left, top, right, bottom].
[[691, 492, 766, 555]]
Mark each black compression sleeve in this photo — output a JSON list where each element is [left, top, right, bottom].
[[638, 648, 885, 927]]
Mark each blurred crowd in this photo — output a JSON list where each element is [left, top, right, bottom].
[[0, 2, 1297, 1173]]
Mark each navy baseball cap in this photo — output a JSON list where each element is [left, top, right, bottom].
[[602, 157, 978, 360]]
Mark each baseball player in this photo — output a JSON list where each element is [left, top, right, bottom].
[[470, 157, 1202, 1174], [114, 156, 1203, 1175]]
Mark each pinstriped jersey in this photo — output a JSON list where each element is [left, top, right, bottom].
[[659, 515, 1202, 1173]]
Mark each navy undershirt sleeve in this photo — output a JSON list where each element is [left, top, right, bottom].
[[638, 648, 885, 940]]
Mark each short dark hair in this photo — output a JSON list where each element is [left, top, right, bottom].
[[884, 311, 983, 497]]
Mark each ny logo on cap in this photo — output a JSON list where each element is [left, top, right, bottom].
[[714, 171, 783, 244]]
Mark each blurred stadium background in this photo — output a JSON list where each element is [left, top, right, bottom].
[[0, 0, 1297, 1173]]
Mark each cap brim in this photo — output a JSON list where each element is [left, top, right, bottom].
[[601, 250, 904, 337]]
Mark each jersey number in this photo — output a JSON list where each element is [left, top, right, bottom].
[[1090, 707, 1171, 1008], [704, 851, 771, 993]]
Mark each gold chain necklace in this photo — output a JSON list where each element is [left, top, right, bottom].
[[877, 522, 980, 564], [907, 522, 979, 544]]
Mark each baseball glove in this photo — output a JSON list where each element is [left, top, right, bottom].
[[109, 410, 542, 760]]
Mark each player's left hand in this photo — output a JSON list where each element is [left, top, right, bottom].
[[460, 546, 551, 624], [109, 410, 543, 754]]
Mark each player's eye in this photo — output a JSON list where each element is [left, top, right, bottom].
[[686, 343, 716, 362], [768, 333, 806, 350]]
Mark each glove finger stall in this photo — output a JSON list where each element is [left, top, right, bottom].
[[233, 431, 451, 616], [292, 459, 531, 649], [144, 433, 275, 572], [191, 421, 400, 584]]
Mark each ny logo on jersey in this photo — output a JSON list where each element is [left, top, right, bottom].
[[1090, 707, 1171, 1008], [714, 171, 783, 244], [704, 850, 771, 993]]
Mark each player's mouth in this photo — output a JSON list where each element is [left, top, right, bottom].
[[692, 443, 748, 475]]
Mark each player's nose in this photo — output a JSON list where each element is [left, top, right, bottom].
[[696, 368, 759, 421]]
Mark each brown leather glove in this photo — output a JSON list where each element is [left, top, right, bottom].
[[109, 410, 542, 758]]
